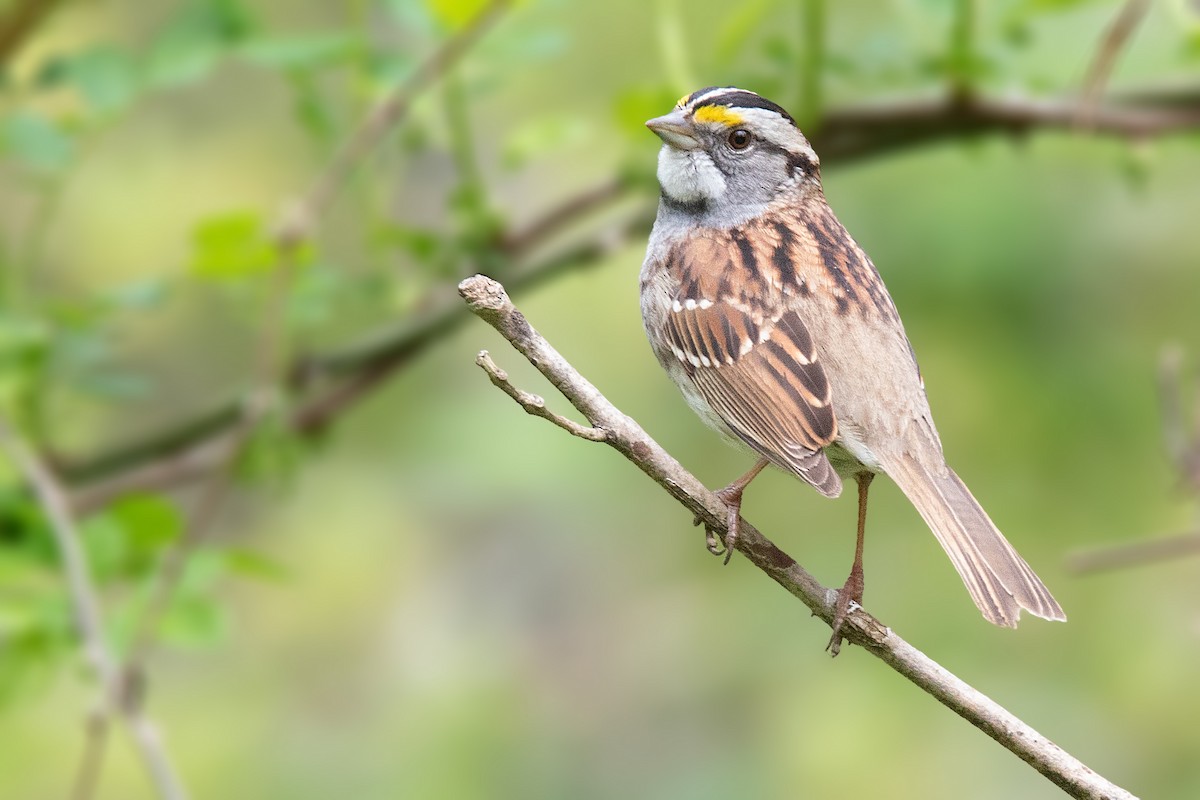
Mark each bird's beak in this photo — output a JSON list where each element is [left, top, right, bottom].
[[646, 110, 700, 151]]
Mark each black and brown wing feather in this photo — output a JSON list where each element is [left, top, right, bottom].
[[655, 232, 842, 497]]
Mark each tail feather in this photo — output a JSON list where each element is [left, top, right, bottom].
[[887, 455, 1066, 627]]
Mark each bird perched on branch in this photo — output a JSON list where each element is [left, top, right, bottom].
[[639, 87, 1066, 652]]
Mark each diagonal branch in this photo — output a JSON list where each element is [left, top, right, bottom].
[[458, 274, 1136, 800]]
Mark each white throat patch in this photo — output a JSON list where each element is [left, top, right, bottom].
[[657, 145, 726, 205]]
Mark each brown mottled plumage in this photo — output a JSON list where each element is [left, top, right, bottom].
[[640, 87, 1064, 650]]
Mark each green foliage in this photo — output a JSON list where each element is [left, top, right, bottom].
[[189, 211, 278, 279], [0, 112, 74, 174]]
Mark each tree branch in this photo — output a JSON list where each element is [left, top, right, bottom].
[[0, 413, 187, 800], [0, 0, 62, 64], [56, 84, 1200, 507], [1068, 530, 1200, 574], [458, 274, 1136, 800]]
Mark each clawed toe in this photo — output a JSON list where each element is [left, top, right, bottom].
[[825, 588, 861, 656]]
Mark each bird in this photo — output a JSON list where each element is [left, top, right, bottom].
[[638, 87, 1066, 652]]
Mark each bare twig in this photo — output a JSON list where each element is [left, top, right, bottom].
[[476, 351, 608, 441], [498, 178, 629, 257], [459, 274, 1136, 800], [0, 414, 186, 800], [55, 84, 1200, 506], [1076, 0, 1153, 129], [1068, 531, 1200, 573]]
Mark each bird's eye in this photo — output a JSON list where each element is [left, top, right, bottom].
[[727, 128, 752, 150]]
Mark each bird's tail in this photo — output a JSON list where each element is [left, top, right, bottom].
[[886, 455, 1066, 627]]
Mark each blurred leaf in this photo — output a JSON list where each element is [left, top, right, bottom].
[[287, 264, 346, 329], [286, 70, 337, 142], [235, 410, 305, 486], [145, 0, 258, 87], [239, 31, 360, 69], [81, 513, 126, 580], [714, 0, 777, 66], [613, 85, 678, 138], [502, 114, 588, 168], [37, 46, 139, 116], [0, 623, 67, 705], [155, 550, 229, 647], [0, 313, 51, 364], [72, 370, 153, 401], [223, 547, 289, 582], [189, 211, 277, 279], [0, 313, 52, 407], [0, 112, 74, 173], [103, 278, 169, 311], [80, 494, 182, 580], [157, 592, 228, 647], [109, 494, 183, 554], [425, 0, 489, 30]]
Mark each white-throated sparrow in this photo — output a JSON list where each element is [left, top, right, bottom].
[[639, 87, 1065, 650]]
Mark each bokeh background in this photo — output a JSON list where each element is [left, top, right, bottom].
[[2, 0, 1199, 797]]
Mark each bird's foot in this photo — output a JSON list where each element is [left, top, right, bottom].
[[692, 484, 746, 565], [825, 568, 864, 657]]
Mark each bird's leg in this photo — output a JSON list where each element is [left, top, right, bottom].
[[827, 471, 874, 656], [695, 457, 770, 565]]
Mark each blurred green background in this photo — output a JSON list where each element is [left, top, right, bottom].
[[2, 0, 1199, 797]]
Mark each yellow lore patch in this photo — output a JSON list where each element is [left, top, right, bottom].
[[692, 105, 744, 127]]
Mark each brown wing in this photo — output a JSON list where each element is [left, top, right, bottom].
[[661, 295, 842, 497]]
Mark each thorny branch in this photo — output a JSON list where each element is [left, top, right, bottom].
[[459, 274, 1136, 800], [55, 85, 1200, 506]]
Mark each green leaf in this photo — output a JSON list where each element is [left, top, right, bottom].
[[0, 622, 67, 705], [157, 593, 228, 647], [239, 31, 360, 69], [502, 115, 589, 168], [79, 494, 182, 579], [145, 0, 258, 87], [189, 211, 277, 279], [155, 549, 230, 647], [234, 410, 304, 485], [425, 0, 489, 30], [37, 47, 139, 115], [223, 547, 289, 582], [109, 494, 183, 554], [0, 112, 74, 173], [104, 278, 169, 311], [613, 85, 679, 138], [714, 0, 777, 66]]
